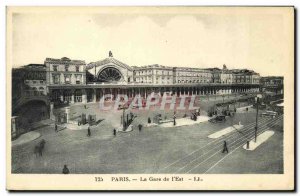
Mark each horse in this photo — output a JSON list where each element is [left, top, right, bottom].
[[34, 139, 46, 157]]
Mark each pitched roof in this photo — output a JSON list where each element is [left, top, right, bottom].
[[86, 57, 133, 71], [45, 57, 85, 65]]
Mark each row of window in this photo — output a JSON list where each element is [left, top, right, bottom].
[[52, 65, 81, 72], [177, 80, 211, 83], [52, 74, 82, 84], [135, 70, 173, 75], [25, 80, 44, 84], [177, 73, 211, 77]]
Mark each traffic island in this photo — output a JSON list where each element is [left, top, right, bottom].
[[243, 130, 274, 151], [159, 116, 210, 128], [116, 124, 134, 132], [145, 123, 158, 127], [208, 124, 244, 139]]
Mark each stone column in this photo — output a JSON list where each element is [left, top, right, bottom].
[[93, 89, 97, 102], [71, 90, 75, 104], [82, 89, 87, 103], [65, 107, 70, 123], [60, 94, 64, 102], [50, 102, 55, 120]]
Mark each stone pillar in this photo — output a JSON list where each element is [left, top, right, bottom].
[[71, 90, 75, 104], [11, 116, 18, 140], [65, 107, 70, 123], [93, 89, 97, 102], [82, 89, 87, 103], [50, 102, 55, 120], [110, 88, 113, 99], [60, 94, 64, 102]]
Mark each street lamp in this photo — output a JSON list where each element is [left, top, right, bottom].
[[254, 94, 263, 142], [173, 111, 176, 126], [122, 107, 126, 131]]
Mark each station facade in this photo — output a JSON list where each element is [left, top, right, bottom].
[[13, 52, 261, 106]]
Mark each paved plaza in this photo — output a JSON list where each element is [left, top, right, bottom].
[[12, 95, 283, 174]]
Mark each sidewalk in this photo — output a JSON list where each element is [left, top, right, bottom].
[[160, 116, 210, 128], [12, 131, 41, 147], [208, 124, 244, 139]]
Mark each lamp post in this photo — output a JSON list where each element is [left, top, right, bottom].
[[122, 107, 125, 131], [173, 111, 176, 126], [254, 94, 263, 142]]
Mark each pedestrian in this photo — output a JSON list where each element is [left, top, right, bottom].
[[55, 123, 58, 132], [130, 112, 133, 120], [87, 126, 91, 137], [113, 128, 116, 136], [138, 124, 142, 132], [222, 141, 229, 153], [62, 165, 70, 174]]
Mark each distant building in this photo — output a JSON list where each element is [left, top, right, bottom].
[[173, 67, 212, 84], [205, 68, 221, 83], [260, 76, 284, 95], [220, 64, 233, 84], [232, 69, 260, 85], [133, 64, 173, 85], [12, 64, 47, 98]]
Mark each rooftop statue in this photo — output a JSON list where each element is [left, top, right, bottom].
[[109, 51, 113, 57]]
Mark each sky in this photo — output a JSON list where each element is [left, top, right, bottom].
[[11, 7, 293, 76]]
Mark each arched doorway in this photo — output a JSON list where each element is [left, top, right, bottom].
[[74, 89, 82, 103]]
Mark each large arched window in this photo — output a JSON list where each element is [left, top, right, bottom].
[[98, 67, 122, 82]]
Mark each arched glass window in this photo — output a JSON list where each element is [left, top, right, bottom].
[[98, 67, 122, 82]]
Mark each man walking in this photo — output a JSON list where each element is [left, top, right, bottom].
[[222, 141, 229, 153], [87, 126, 91, 137], [138, 124, 143, 132], [55, 123, 58, 132], [113, 128, 116, 136]]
